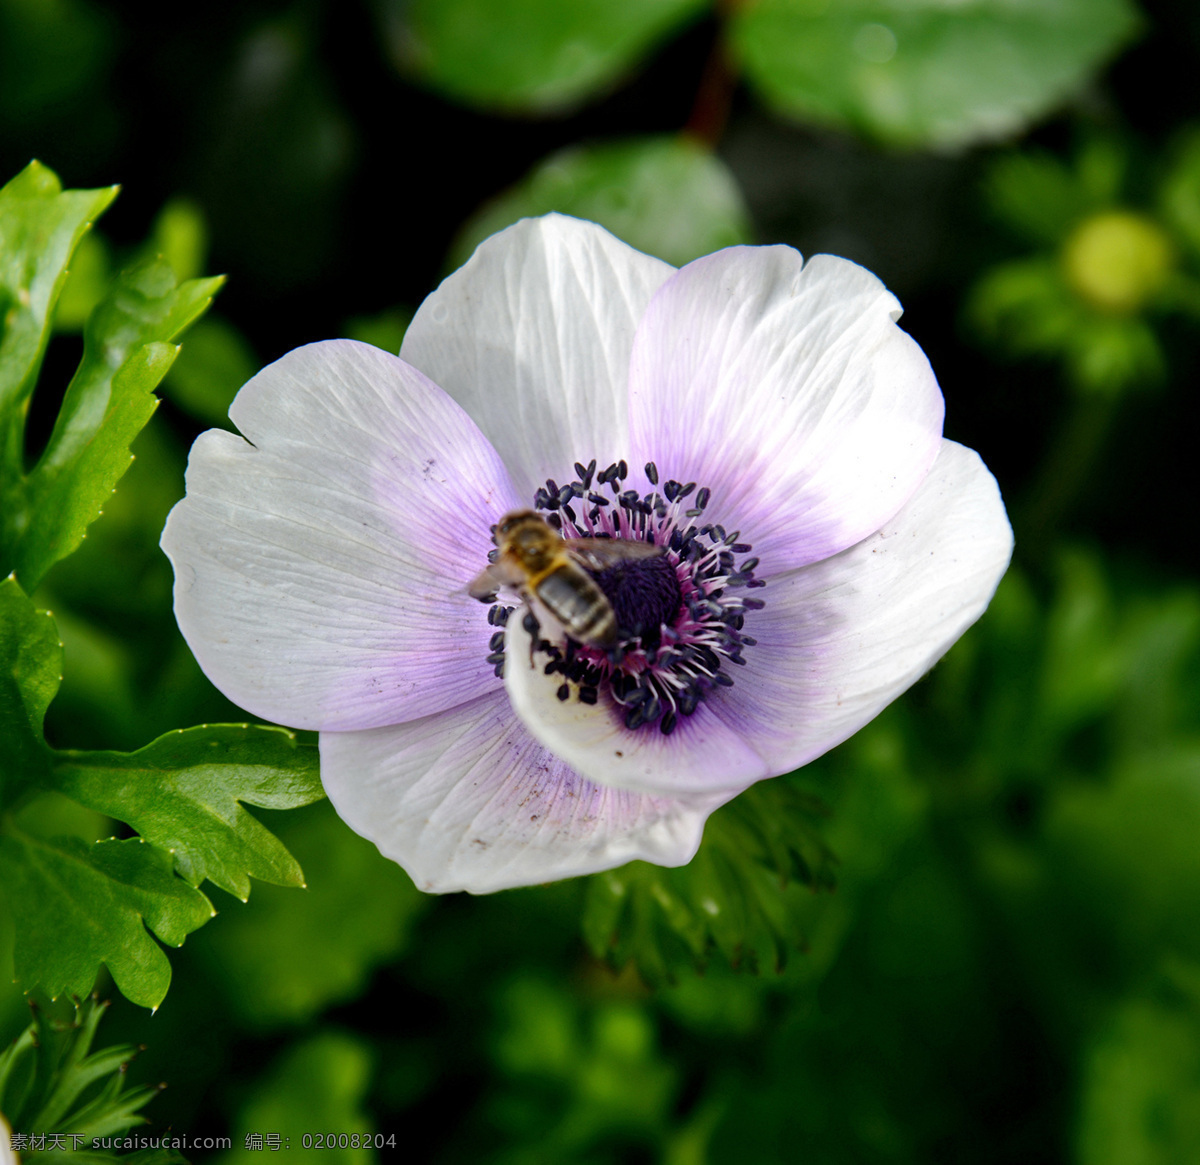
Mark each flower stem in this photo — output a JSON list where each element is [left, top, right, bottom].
[[1020, 391, 1120, 556], [682, 10, 740, 149]]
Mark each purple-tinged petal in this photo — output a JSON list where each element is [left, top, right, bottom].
[[626, 248, 944, 574], [714, 440, 1012, 773], [402, 214, 675, 503], [505, 441, 1008, 797], [319, 691, 732, 894], [504, 612, 773, 796], [162, 340, 523, 732]]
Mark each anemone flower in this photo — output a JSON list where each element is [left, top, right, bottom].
[[161, 214, 1012, 894]]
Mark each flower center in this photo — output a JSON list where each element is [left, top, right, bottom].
[[484, 459, 764, 735], [591, 552, 682, 646]]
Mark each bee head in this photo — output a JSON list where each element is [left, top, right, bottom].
[[496, 509, 541, 539]]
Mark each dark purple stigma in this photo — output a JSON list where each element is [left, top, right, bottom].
[[590, 554, 681, 646]]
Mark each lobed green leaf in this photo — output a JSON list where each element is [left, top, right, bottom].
[[196, 801, 427, 1028], [0, 831, 213, 1010], [8, 257, 223, 590], [583, 777, 837, 983], [732, 0, 1141, 149], [51, 724, 324, 901], [0, 996, 168, 1160], [0, 575, 61, 805], [0, 162, 117, 445]]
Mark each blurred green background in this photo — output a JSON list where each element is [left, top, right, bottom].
[[3, 0, 1200, 1161]]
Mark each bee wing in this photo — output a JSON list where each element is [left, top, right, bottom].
[[467, 562, 514, 601], [564, 537, 665, 573]]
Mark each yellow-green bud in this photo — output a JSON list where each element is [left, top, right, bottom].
[[1061, 210, 1174, 315]]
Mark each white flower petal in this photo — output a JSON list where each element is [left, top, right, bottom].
[[401, 214, 675, 503], [627, 247, 945, 574], [715, 439, 1013, 771], [319, 691, 732, 894], [504, 611, 774, 796], [1, 1114, 14, 1165], [505, 441, 1008, 797], [162, 340, 522, 731]]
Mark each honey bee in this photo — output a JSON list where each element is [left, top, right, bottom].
[[468, 510, 664, 648]]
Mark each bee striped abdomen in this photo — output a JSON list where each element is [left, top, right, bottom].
[[536, 566, 617, 646]]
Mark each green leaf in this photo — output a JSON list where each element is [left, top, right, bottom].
[[583, 716, 925, 987], [0, 831, 214, 1010], [966, 252, 1167, 396], [1045, 747, 1200, 968], [54, 231, 113, 333], [0, 162, 118, 436], [6, 256, 223, 590], [732, 0, 1141, 149], [0, 575, 61, 804], [141, 198, 208, 283], [387, 0, 708, 114], [583, 777, 836, 983], [196, 801, 428, 1027], [451, 136, 752, 270], [160, 316, 256, 428], [1076, 977, 1200, 1165], [58, 198, 209, 335], [488, 976, 678, 1151], [984, 150, 1092, 246], [343, 307, 412, 356], [965, 256, 1080, 358], [1063, 314, 1164, 395], [50, 724, 323, 901], [1161, 128, 1200, 261], [0, 996, 161, 1146], [217, 1033, 376, 1165]]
